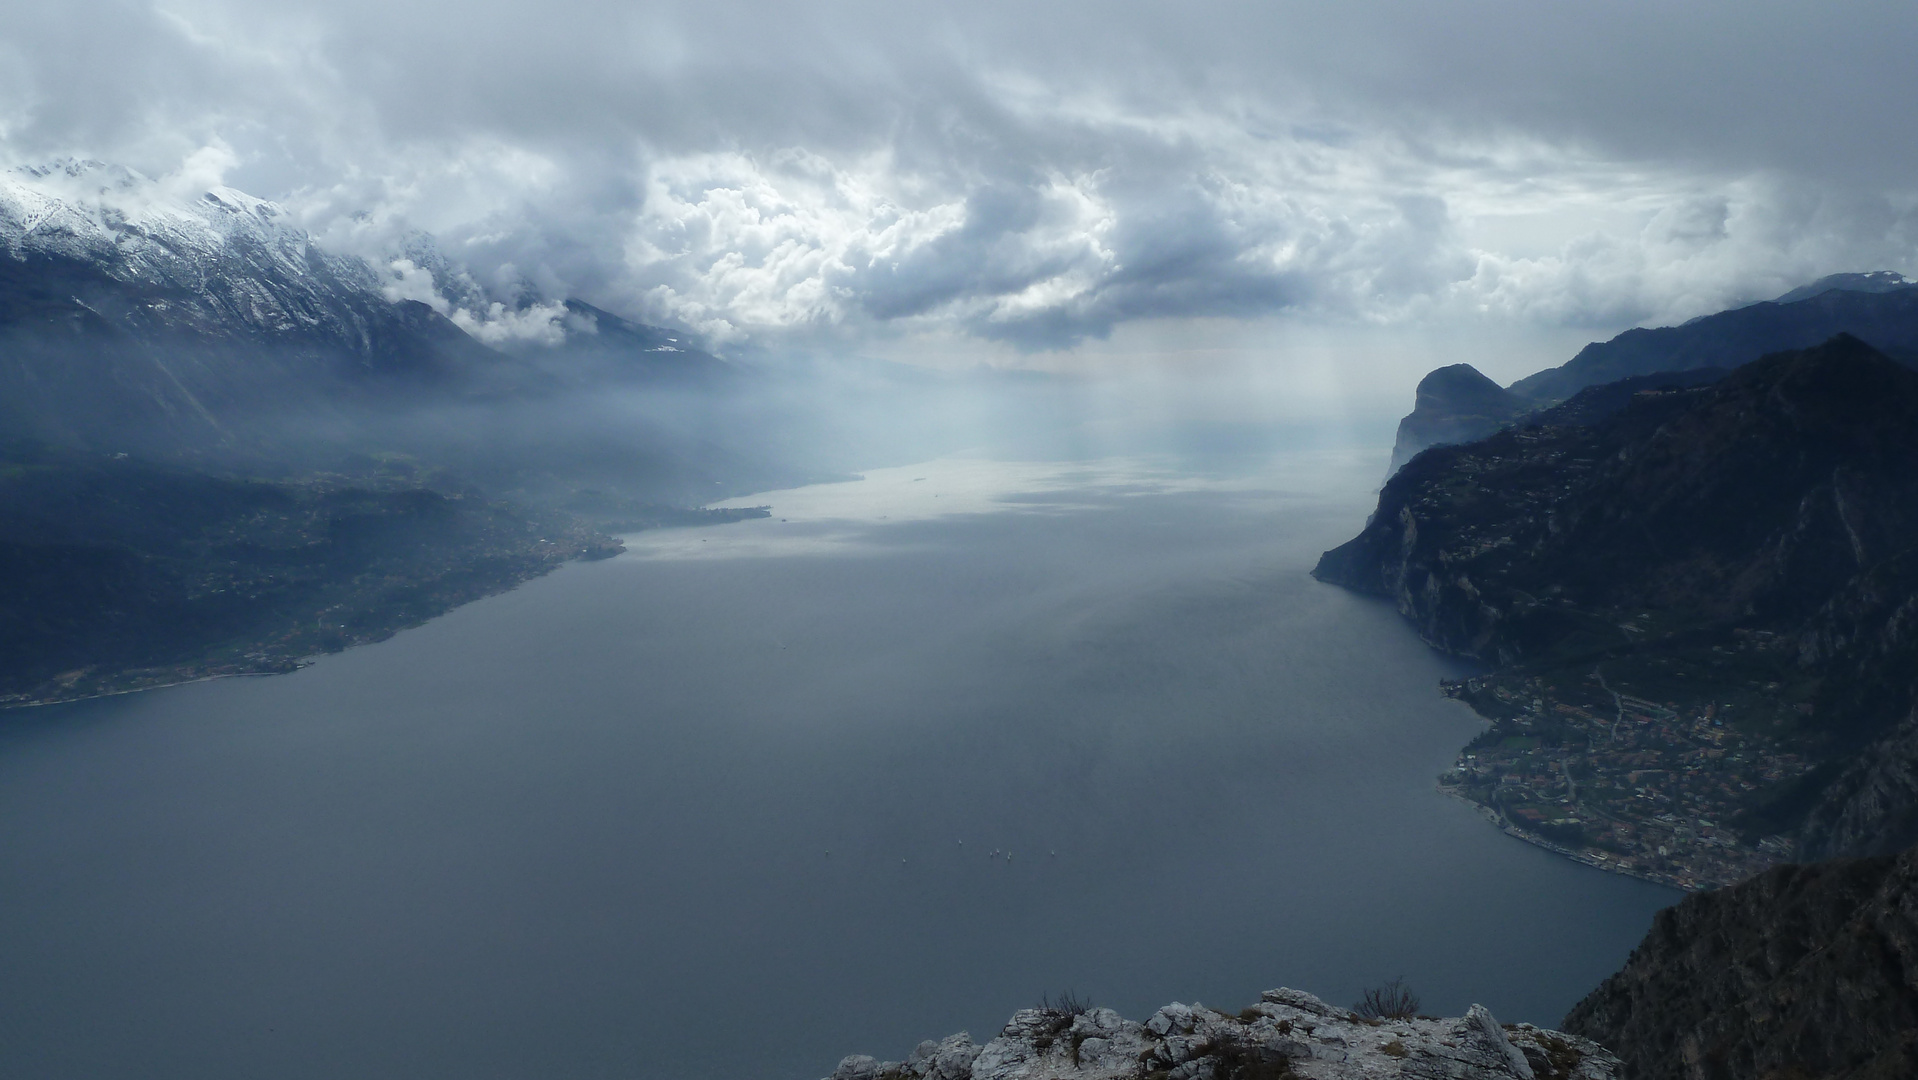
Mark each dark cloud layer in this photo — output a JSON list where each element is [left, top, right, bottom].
[[3, 1, 1916, 351]]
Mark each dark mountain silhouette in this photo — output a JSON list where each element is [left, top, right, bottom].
[[1387, 364, 1532, 474], [1774, 270, 1917, 305], [1383, 272, 1918, 473], [1565, 845, 1918, 1080], [1510, 280, 1918, 404], [1317, 336, 1918, 860], [0, 438, 620, 705]]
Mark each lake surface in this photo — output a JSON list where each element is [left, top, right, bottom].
[[0, 450, 1676, 1080]]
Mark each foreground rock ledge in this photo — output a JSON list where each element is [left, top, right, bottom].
[[827, 987, 1617, 1080]]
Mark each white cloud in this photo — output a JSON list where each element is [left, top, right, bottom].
[[601, 116, 1918, 350], [380, 258, 449, 311], [4, 0, 1918, 359], [448, 300, 569, 347], [379, 257, 570, 345]]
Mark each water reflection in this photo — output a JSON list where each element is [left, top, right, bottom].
[[627, 450, 1380, 560]]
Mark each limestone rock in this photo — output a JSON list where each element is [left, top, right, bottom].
[[824, 988, 1618, 1080]]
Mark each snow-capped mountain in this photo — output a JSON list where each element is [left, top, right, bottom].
[[0, 160, 496, 360], [0, 161, 724, 454]]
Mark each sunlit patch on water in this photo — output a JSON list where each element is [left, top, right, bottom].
[[620, 449, 1384, 560]]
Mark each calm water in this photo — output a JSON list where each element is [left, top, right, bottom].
[[0, 451, 1675, 1080]]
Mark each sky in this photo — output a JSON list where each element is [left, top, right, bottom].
[[4, 0, 1917, 389]]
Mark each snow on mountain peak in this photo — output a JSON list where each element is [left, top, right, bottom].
[[0, 157, 322, 281], [0, 159, 622, 354]]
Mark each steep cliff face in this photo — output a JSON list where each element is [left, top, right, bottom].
[[1315, 336, 1918, 864], [1563, 847, 1918, 1080], [1797, 711, 1918, 862], [1792, 546, 1918, 859], [829, 988, 1618, 1080], [1316, 336, 1918, 665], [1387, 364, 1532, 475]]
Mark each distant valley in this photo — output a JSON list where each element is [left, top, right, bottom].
[[0, 161, 835, 705]]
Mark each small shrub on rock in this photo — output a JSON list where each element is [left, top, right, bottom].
[[1352, 977, 1421, 1021]]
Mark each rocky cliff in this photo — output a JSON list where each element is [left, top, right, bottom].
[[828, 988, 1617, 1080], [1563, 846, 1918, 1080], [1388, 364, 1533, 475], [1317, 335, 1918, 665], [1314, 336, 1918, 879]]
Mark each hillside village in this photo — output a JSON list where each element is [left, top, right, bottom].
[[1439, 629, 1819, 889]]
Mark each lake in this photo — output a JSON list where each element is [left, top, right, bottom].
[[0, 449, 1675, 1079]]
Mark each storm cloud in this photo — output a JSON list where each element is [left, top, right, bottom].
[[3, 0, 1916, 354]]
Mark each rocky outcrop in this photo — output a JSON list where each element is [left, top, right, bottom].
[[1793, 546, 1918, 860], [1388, 364, 1532, 476], [827, 988, 1618, 1080], [1563, 846, 1918, 1080]]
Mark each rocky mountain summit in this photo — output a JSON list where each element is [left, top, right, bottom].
[[827, 988, 1617, 1080], [1564, 845, 1918, 1080], [1773, 270, 1918, 305], [1388, 365, 1532, 475]]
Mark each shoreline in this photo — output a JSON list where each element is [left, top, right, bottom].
[[1435, 782, 1698, 893], [1, 552, 596, 713], [0, 664, 311, 712]]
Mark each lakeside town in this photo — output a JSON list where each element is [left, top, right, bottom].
[[1436, 628, 1819, 890]]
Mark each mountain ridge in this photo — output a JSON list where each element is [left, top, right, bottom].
[[1385, 272, 1918, 472], [0, 160, 728, 454], [1315, 336, 1918, 885]]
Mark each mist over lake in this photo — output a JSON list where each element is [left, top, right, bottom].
[[0, 449, 1674, 1080]]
